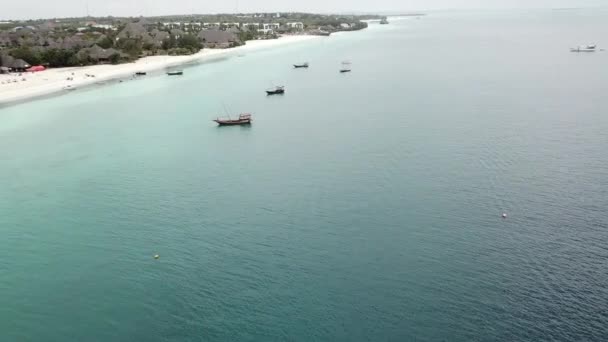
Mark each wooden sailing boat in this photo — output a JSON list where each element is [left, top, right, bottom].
[[214, 113, 252, 126], [213, 104, 252, 126]]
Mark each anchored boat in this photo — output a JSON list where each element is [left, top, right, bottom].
[[266, 86, 285, 95], [214, 113, 252, 126], [570, 44, 597, 52], [294, 62, 309, 68], [340, 61, 352, 73]]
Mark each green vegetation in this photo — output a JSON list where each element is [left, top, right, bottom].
[[8, 47, 42, 65], [97, 36, 114, 49], [237, 31, 255, 42], [168, 48, 194, 56], [116, 38, 142, 58], [178, 34, 201, 52], [108, 53, 121, 64], [41, 49, 79, 67], [0, 12, 378, 68], [4, 46, 81, 67]]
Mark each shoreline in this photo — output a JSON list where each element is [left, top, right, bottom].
[[0, 35, 321, 107]]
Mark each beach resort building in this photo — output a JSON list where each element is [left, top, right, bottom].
[[287, 22, 304, 30], [263, 23, 280, 30], [258, 23, 280, 34], [76, 44, 128, 63], [197, 29, 239, 48]]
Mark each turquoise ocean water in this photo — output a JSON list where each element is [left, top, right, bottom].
[[1, 9, 608, 341]]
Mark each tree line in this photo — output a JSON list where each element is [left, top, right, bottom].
[[6, 32, 202, 67]]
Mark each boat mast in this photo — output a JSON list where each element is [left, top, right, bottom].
[[222, 103, 232, 120]]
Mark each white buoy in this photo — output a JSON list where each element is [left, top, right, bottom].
[[154, 254, 160, 259], [502, 213, 507, 218]]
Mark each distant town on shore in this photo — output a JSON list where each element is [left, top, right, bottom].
[[0, 13, 391, 71]]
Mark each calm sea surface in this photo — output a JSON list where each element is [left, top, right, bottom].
[[1, 9, 608, 341]]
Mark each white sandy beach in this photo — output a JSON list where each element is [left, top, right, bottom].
[[0, 35, 320, 105]]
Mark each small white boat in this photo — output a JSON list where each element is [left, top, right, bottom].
[[571, 44, 597, 52]]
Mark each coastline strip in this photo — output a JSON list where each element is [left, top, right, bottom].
[[0, 35, 320, 106]]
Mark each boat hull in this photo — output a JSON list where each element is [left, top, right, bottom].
[[214, 119, 251, 126], [266, 90, 285, 95]]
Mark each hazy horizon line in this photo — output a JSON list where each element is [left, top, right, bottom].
[[2, 6, 607, 22]]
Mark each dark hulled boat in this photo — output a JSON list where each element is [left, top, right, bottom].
[[214, 113, 252, 126], [167, 71, 184, 76], [340, 61, 352, 73], [135, 72, 147, 76], [266, 86, 285, 95], [294, 62, 309, 68]]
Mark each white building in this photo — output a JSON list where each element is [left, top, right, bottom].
[[287, 22, 304, 30], [203, 22, 221, 29], [262, 23, 280, 30], [161, 22, 182, 29], [92, 24, 115, 30], [257, 29, 274, 35]]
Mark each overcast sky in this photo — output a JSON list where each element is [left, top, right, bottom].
[[3, 0, 606, 20]]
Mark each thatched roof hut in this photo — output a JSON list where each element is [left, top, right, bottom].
[[77, 44, 128, 63], [11, 59, 31, 71], [117, 22, 154, 45], [0, 53, 15, 67], [151, 29, 170, 47], [0, 54, 31, 71], [197, 29, 239, 48]]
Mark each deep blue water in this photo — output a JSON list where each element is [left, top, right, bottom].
[[1, 9, 608, 341]]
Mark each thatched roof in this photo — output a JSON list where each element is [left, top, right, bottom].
[[198, 30, 238, 44], [0, 32, 11, 45], [151, 30, 170, 46], [102, 48, 127, 58], [152, 29, 170, 41], [95, 34, 109, 43], [137, 17, 153, 26], [117, 22, 153, 44], [60, 36, 86, 49], [11, 59, 31, 69], [0, 54, 15, 67], [77, 44, 126, 60]]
